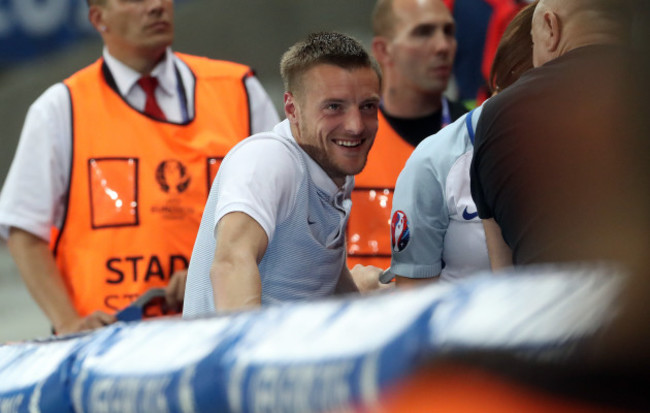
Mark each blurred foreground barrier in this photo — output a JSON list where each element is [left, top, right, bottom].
[[0, 265, 623, 412]]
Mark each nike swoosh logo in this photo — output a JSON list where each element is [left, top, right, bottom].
[[462, 207, 479, 220]]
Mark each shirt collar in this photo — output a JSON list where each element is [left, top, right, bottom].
[[275, 119, 354, 197], [102, 47, 176, 97]]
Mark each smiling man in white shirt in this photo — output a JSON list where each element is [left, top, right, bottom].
[[183, 32, 382, 316]]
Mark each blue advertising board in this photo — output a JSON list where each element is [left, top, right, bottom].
[[0, 0, 93, 63], [0, 0, 187, 64]]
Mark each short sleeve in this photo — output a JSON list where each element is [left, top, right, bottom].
[[390, 152, 448, 279], [0, 83, 71, 241], [213, 137, 301, 243]]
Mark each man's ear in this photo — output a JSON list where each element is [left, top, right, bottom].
[[545, 11, 561, 53], [284, 92, 298, 124], [88, 5, 106, 34], [371, 36, 391, 66]]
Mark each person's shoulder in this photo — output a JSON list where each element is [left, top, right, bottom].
[[407, 112, 474, 176], [480, 72, 535, 117], [221, 128, 304, 192], [228, 126, 302, 169], [416, 109, 475, 154], [173, 52, 252, 79], [29, 82, 70, 112], [62, 58, 104, 85]]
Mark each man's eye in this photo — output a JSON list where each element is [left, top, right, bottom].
[[444, 24, 456, 37], [413, 26, 435, 37]]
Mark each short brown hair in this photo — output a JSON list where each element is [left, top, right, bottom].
[[489, 1, 537, 94], [280, 32, 382, 96]]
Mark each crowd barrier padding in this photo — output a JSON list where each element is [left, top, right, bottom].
[[0, 265, 623, 413]]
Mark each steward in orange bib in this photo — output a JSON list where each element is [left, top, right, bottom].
[[57, 54, 253, 317], [0, 0, 278, 335]]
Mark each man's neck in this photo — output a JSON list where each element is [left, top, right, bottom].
[[106, 45, 167, 75], [559, 14, 625, 58], [561, 36, 622, 57], [381, 85, 443, 118]]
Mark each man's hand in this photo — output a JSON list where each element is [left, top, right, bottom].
[[350, 264, 392, 292], [165, 269, 187, 313], [55, 311, 116, 335], [8, 227, 119, 336]]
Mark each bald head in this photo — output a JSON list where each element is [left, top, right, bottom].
[[372, 0, 451, 39], [532, 0, 633, 66], [372, 0, 394, 37], [540, 0, 633, 30]]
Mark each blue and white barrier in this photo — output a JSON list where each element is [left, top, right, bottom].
[[0, 265, 623, 412]]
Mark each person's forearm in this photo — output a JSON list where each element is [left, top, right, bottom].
[[7, 227, 81, 332], [209, 211, 268, 312], [210, 257, 262, 312]]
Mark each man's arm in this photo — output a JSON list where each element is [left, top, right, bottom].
[[7, 227, 116, 334], [481, 218, 513, 271], [388, 134, 449, 288], [210, 211, 268, 311]]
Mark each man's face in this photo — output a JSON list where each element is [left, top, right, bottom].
[[285, 64, 381, 187], [98, 0, 174, 56], [385, 0, 456, 94]]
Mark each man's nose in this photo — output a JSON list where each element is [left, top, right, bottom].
[[430, 31, 454, 55], [147, 0, 167, 13], [344, 109, 364, 135]]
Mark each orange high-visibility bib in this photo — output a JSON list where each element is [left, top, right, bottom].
[[55, 54, 252, 316]]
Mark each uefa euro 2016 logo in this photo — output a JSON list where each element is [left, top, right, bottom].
[[391, 210, 410, 252], [155, 160, 191, 194]]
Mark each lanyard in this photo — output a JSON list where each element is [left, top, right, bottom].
[[465, 108, 478, 145], [174, 64, 190, 123], [441, 96, 451, 129]]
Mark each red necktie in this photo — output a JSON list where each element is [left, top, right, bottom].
[[137, 76, 166, 120]]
